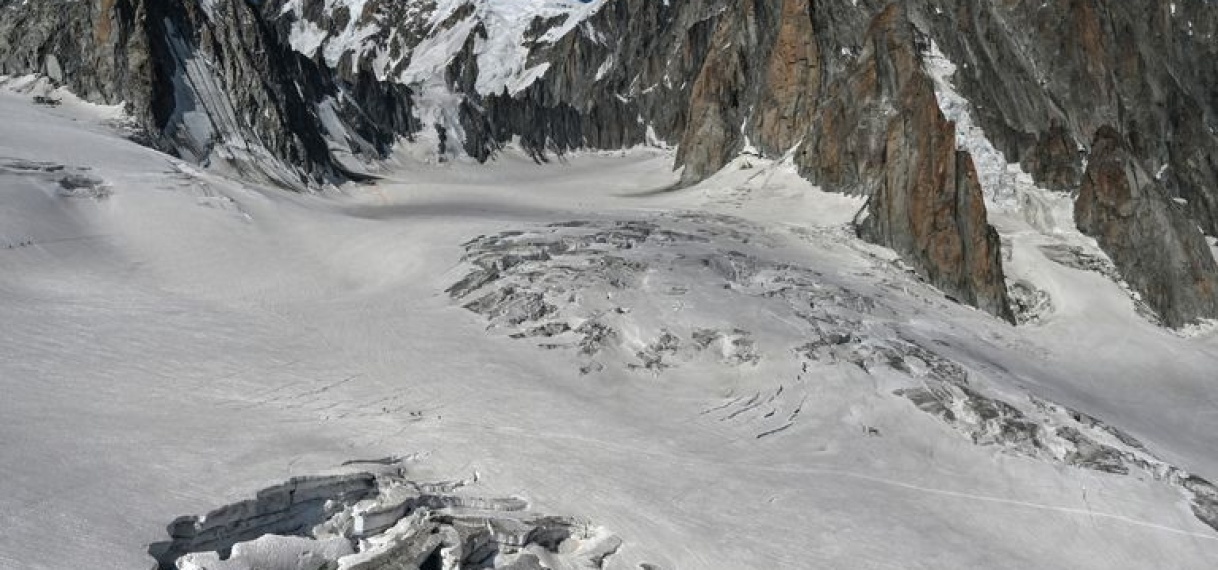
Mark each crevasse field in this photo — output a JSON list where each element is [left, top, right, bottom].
[[2, 84, 1218, 569]]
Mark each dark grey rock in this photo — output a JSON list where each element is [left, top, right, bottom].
[[0, 0, 417, 188], [1182, 475, 1218, 533], [4, 0, 1217, 320], [1007, 280, 1053, 325], [1076, 126, 1218, 327]]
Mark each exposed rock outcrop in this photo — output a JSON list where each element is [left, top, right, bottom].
[[0, 0, 147, 106], [755, 0, 822, 155], [1076, 126, 1218, 327], [821, 6, 1013, 321], [529, 1, 1014, 318], [917, 1, 1218, 232], [5, 0, 1218, 323], [0, 0, 418, 187], [0, 0, 153, 125], [491, 0, 1218, 323], [0, 0, 1014, 318], [912, 1, 1218, 324]]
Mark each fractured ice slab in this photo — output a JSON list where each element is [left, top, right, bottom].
[[148, 469, 621, 570]]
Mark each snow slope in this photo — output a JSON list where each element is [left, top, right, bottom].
[[280, 0, 608, 95], [275, 0, 612, 164], [2, 89, 1218, 569]]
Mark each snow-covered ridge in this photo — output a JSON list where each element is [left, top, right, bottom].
[[416, 0, 607, 96], [275, 0, 610, 162], [280, 0, 609, 96]]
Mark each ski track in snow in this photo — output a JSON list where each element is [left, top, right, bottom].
[[440, 418, 1218, 542], [3, 87, 1218, 569]]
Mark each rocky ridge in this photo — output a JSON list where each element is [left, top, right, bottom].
[[2, 0, 1217, 322], [0, 0, 418, 187], [1076, 126, 1218, 327]]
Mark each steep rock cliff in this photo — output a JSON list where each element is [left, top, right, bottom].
[[593, 2, 1013, 318], [0, 0, 1015, 319], [1076, 126, 1218, 327], [0, 0, 419, 187], [848, 7, 1012, 321], [4, 0, 1217, 324], [0, 0, 151, 118], [919, 0, 1218, 234], [915, 0, 1218, 325]]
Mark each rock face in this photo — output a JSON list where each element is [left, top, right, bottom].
[[638, 2, 1013, 318], [1076, 127, 1218, 327], [918, 1, 1218, 232], [0, 0, 417, 187], [818, 5, 1012, 320], [0, 0, 150, 109], [415, 0, 1014, 319], [3, 0, 1217, 323], [910, 1, 1218, 323]]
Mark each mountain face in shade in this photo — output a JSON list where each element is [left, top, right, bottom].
[[2, 0, 1216, 325]]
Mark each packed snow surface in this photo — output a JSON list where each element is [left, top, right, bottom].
[[2, 88, 1218, 569]]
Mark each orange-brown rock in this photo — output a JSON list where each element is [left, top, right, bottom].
[[95, 0, 117, 45], [841, 5, 1012, 321], [675, 3, 1013, 320], [754, 0, 821, 154], [1076, 126, 1218, 327]]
